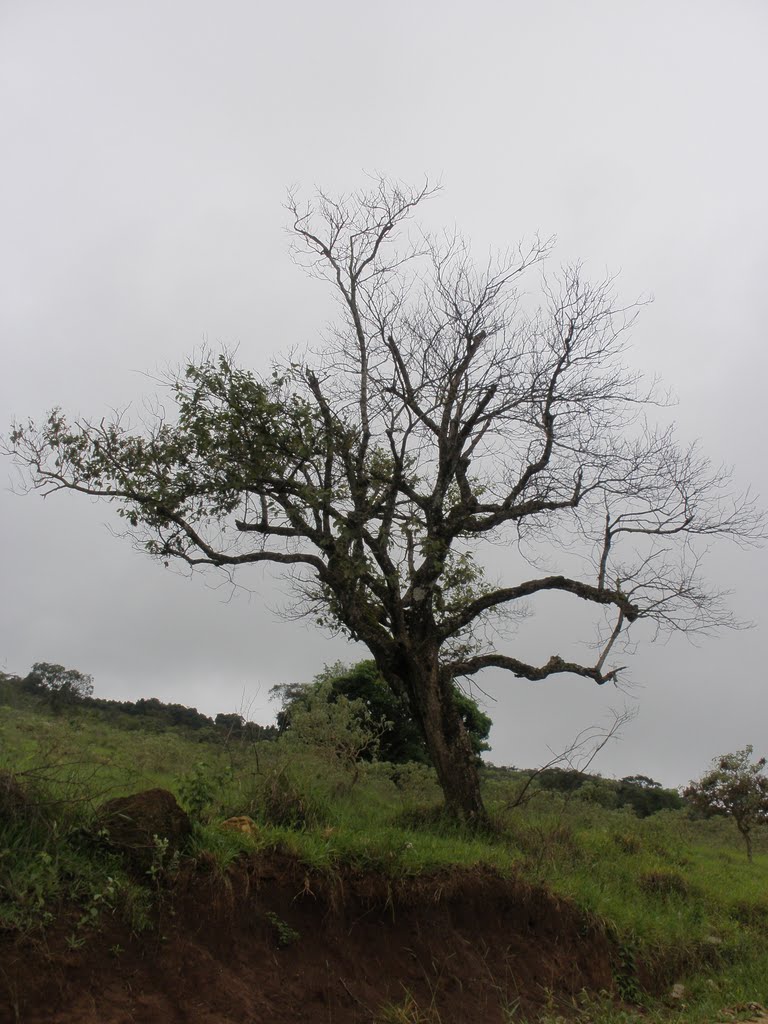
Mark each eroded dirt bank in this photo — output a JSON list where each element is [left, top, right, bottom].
[[1, 855, 616, 1024]]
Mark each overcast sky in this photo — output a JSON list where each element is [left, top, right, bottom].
[[2, 0, 766, 788]]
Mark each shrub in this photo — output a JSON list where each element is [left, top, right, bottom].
[[176, 762, 228, 823], [258, 767, 331, 829], [638, 869, 689, 897], [613, 830, 643, 855], [0, 770, 31, 825]]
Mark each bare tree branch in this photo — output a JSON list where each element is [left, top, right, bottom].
[[5, 176, 764, 824]]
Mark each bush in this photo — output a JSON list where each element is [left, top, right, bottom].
[[258, 766, 331, 829], [638, 869, 689, 897], [0, 769, 31, 825], [176, 762, 229, 823], [613, 830, 643, 855], [280, 681, 386, 784], [0, 769, 127, 933]]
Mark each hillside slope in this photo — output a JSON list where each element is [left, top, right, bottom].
[[3, 858, 615, 1024]]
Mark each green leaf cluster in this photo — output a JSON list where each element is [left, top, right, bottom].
[[273, 660, 491, 766]]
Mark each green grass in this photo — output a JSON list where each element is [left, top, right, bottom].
[[3, 697, 768, 1019]]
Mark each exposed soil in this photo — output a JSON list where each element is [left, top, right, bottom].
[[1, 854, 618, 1024]]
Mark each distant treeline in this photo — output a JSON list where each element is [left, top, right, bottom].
[[82, 697, 278, 741], [0, 669, 277, 742], [0, 667, 683, 817], [484, 764, 683, 817]]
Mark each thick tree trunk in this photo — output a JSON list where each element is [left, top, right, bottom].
[[395, 650, 488, 825]]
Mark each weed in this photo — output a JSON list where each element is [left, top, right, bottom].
[[572, 989, 645, 1024], [498, 994, 521, 1023], [117, 879, 154, 933], [374, 990, 442, 1023], [613, 942, 642, 1004], [177, 761, 232, 822], [145, 833, 180, 888], [75, 874, 120, 931], [638, 869, 689, 897], [264, 911, 300, 947], [258, 765, 331, 829], [612, 831, 642, 855]]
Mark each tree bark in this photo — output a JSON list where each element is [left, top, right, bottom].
[[386, 647, 488, 825], [739, 824, 753, 863]]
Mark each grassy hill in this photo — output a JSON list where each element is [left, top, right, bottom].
[[2, 680, 768, 1022]]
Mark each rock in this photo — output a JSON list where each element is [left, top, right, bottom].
[[219, 815, 259, 838], [670, 983, 686, 1001], [97, 788, 191, 871]]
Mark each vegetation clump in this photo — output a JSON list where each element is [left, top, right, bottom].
[[273, 659, 491, 767], [637, 869, 689, 898], [0, 769, 30, 824]]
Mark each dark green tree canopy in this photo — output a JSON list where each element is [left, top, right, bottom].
[[6, 178, 764, 821], [615, 776, 682, 818], [23, 662, 94, 709], [273, 660, 490, 765], [620, 774, 661, 790]]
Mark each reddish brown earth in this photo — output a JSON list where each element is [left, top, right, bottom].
[[1, 855, 618, 1024]]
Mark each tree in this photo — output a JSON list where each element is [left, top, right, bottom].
[[22, 661, 94, 711], [620, 774, 661, 790], [5, 178, 764, 823], [616, 775, 682, 818], [684, 746, 768, 861], [273, 659, 491, 765], [279, 678, 387, 783], [215, 712, 246, 735]]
